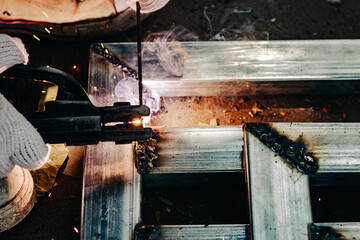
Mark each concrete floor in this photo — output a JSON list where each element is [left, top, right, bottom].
[[1, 0, 360, 239]]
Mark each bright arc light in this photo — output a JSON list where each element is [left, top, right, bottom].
[[131, 119, 142, 126]]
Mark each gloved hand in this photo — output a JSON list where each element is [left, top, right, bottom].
[[0, 34, 51, 178], [125, 0, 169, 13]]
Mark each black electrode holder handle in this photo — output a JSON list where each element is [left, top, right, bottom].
[[1, 65, 152, 145]]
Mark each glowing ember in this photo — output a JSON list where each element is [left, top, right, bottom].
[[44, 28, 51, 33], [33, 35, 40, 41], [251, 102, 263, 115], [42, 10, 48, 17], [74, 227, 79, 233], [323, 107, 330, 114]]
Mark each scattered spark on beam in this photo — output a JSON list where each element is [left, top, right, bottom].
[[33, 35, 40, 41]]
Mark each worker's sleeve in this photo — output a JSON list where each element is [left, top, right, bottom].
[[125, 0, 169, 13], [0, 34, 28, 72], [0, 34, 51, 178]]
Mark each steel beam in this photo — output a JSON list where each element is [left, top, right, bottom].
[[92, 40, 360, 97], [135, 224, 248, 239], [149, 126, 243, 173], [245, 129, 312, 240], [82, 143, 141, 240]]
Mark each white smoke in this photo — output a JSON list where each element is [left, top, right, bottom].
[[114, 26, 197, 119], [203, 6, 261, 41], [114, 77, 160, 114], [115, 4, 265, 121], [142, 26, 199, 79]]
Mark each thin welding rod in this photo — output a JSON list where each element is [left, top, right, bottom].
[[136, 1, 143, 105]]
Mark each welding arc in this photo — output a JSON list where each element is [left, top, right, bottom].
[[246, 123, 319, 175]]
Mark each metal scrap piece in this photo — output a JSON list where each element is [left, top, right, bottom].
[[246, 123, 319, 175]]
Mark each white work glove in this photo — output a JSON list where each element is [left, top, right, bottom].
[[0, 34, 51, 178], [125, 0, 169, 13]]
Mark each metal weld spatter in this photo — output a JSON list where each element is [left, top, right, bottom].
[[91, 44, 139, 80], [246, 123, 319, 175], [135, 138, 158, 174], [309, 224, 345, 240], [134, 225, 158, 240]]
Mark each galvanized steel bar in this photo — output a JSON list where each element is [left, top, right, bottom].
[[87, 41, 360, 240], [82, 143, 141, 240], [135, 224, 248, 239], [150, 126, 244, 173], [245, 129, 313, 240], [148, 123, 360, 174], [310, 222, 360, 240], [267, 123, 360, 173], [100, 40, 360, 96]]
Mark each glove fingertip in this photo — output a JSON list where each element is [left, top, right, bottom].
[[11, 143, 51, 170], [0, 160, 15, 178]]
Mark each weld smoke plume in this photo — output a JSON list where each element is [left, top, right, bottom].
[[114, 77, 160, 117], [140, 4, 262, 81], [115, 4, 264, 120], [142, 26, 199, 78], [115, 26, 198, 119], [204, 6, 260, 41]]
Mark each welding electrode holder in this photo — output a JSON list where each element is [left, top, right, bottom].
[[0, 65, 152, 145]]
